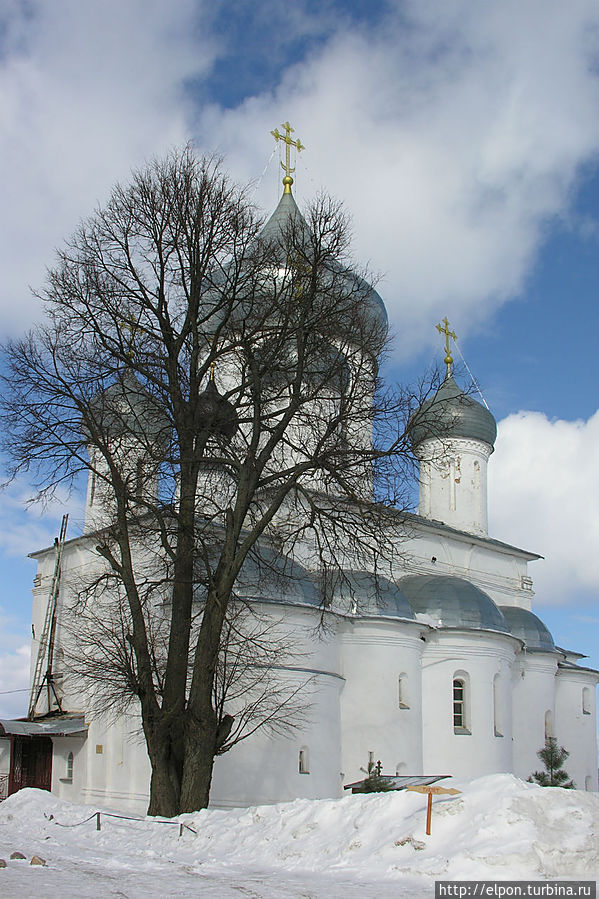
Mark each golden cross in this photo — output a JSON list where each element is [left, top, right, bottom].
[[271, 121, 305, 194], [436, 316, 457, 377], [119, 317, 139, 362]]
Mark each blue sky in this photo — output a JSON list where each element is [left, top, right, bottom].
[[1, 0, 599, 718]]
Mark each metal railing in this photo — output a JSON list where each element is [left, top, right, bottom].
[[0, 774, 9, 800]]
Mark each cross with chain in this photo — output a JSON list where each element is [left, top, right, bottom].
[[271, 121, 305, 194], [436, 316, 457, 377]]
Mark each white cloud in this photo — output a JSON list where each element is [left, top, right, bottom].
[[2, 0, 599, 357], [488, 408, 599, 605], [0, 606, 30, 719], [0, 0, 212, 333], [197, 1, 599, 356]]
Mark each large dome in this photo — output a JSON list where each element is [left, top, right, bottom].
[[409, 375, 497, 449], [399, 575, 508, 633], [499, 606, 555, 653], [260, 191, 388, 337]]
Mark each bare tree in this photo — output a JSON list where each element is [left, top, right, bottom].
[[1, 147, 428, 815]]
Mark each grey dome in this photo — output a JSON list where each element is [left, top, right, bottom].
[[234, 549, 320, 607], [400, 575, 508, 633], [259, 191, 388, 337], [499, 605, 555, 652], [329, 570, 415, 619], [196, 379, 238, 440], [87, 370, 169, 443], [409, 375, 497, 449]]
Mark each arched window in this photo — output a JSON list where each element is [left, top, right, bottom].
[[453, 672, 470, 734], [544, 710, 553, 740], [582, 687, 592, 715], [298, 746, 310, 774], [66, 752, 73, 781], [398, 673, 409, 709], [493, 673, 503, 737]]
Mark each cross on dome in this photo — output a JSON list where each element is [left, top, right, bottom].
[[436, 316, 457, 377], [271, 121, 305, 194]]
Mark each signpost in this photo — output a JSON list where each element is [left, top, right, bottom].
[[405, 784, 461, 835]]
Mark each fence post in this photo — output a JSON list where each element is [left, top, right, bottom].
[[96, 812, 101, 831], [179, 823, 183, 837]]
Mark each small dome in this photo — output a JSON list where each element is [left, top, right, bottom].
[[196, 379, 238, 440], [329, 570, 415, 619], [400, 575, 508, 633], [499, 606, 555, 652], [409, 375, 497, 449]]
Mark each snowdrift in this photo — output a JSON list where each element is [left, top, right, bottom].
[[0, 774, 597, 896]]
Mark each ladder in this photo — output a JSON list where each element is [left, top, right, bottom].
[[28, 514, 68, 719]]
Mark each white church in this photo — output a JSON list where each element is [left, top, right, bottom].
[[1, 144, 597, 811]]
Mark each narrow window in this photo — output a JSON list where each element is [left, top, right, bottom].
[[493, 674, 503, 737], [135, 459, 144, 500], [89, 469, 96, 505], [582, 687, 592, 715], [585, 775, 594, 791], [66, 752, 73, 781], [453, 673, 470, 734], [298, 747, 310, 774], [544, 710, 553, 740], [398, 673, 409, 709]]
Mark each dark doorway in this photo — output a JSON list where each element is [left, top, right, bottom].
[[8, 736, 53, 795]]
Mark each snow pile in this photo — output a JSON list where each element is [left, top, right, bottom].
[[0, 774, 597, 897]]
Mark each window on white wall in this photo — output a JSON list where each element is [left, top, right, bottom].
[[582, 687, 592, 715], [453, 674, 470, 734], [298, 747, 310, 774], [493, 674, 503, 737], [544, 710, 553, 740], [65, 752, 73, 782], [585, 775, 594, 791], [398, 673, 409, 709]]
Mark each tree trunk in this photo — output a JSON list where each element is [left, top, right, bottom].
[[179, 714, 218, 812], [144, 714, 185, 817]]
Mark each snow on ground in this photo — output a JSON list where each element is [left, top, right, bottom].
[[0, 774, 597, 897]]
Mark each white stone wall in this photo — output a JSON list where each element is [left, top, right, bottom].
[[421, 630, 517, 778], [416, 437, 493, 536], [554, 668, 599, 791], [339, 618, 424, 783], [511, 652, 558, 781]]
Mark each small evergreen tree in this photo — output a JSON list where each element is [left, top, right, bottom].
[[528, 737, 575, 789], [361, 759, 395, 793]]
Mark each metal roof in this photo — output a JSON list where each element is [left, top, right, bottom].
[[409, 375, 497, 448], [0, 716, 87, 738], [328, 569, 415, 619], [344, 774, 450, 792], [499, 605, 555, 653], [400, 574, 509, 633]]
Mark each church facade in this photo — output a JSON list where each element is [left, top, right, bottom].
[[1, 167, 597, 812]]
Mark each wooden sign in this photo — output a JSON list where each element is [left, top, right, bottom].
[[406, 785, 461, 796], [405, 784, 461, 835]]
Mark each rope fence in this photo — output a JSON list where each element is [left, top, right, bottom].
[[46, 809, 197, 836]]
